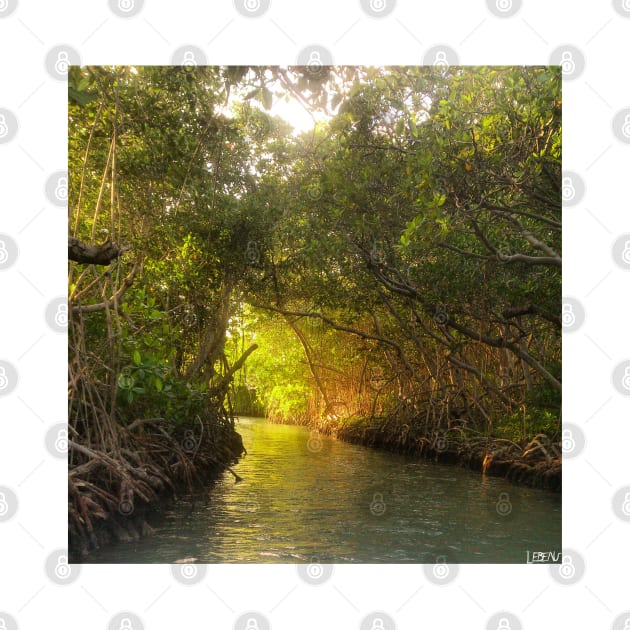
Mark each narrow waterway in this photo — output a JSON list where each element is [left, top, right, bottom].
[[88, 417, 561, 563]]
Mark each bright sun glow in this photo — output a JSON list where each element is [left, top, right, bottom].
[[269, 96, 329, 136]]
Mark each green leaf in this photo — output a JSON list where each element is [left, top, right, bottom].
[[133, 350, 141, 366]]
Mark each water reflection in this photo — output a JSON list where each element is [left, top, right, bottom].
[[87, 417, 561, 563]]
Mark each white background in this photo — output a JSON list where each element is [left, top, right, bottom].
[[0, 1, 629, 628]]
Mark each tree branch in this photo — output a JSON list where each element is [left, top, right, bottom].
[[68, 237, 129, 265]]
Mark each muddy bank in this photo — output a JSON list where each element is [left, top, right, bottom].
[[68, 409, 245, 562], [275, 414, 561, 492]]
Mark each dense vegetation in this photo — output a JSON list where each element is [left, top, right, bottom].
[[68, 66, 561, 555]]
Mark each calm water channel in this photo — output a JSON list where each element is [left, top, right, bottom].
[[88, 417, 561, 563]]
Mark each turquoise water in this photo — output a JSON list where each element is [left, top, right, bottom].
[[87, 417, 561, 563]]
